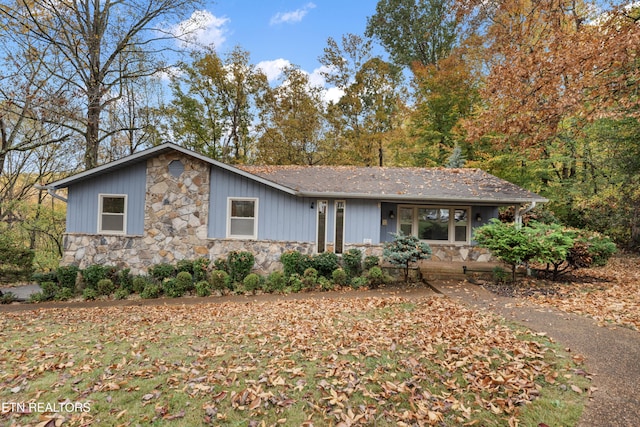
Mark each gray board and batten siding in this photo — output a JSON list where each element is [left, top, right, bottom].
[[65, 161, 147, 235], [208, 166, 383, 245]]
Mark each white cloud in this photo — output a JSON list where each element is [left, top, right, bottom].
[[155, 66, 184, 82], [322, 86, 344, 104], [171, 10, 229, 49], [270, 2, 316, 25], [256, 59, 292, 82]]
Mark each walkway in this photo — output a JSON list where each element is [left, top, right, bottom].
[[431, 280, 640, 427]]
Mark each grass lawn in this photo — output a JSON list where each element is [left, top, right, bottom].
[[0, 295, 589, 426]]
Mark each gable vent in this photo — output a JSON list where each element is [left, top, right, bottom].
[[168, 160, 184, 178]]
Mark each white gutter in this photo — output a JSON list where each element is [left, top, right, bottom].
[[34, 184, 68, 203]]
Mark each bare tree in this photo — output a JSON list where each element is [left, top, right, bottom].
[[1, 0, 203, 169]]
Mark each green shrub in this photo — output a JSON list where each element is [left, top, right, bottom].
[[32, 272, 57, 285], [581, 231, 617, 267], [176, 271, 194, 293], [243, 273, 261, 294], [366, 266, 386, 288], [288, 273, 303, 293], [213, 258, 228, 272], [163, 279, 185, 298], [280, 251, 313, 278], [118, 269, 132, 292], [364, 255, 380, 270], [132, 276, 150, 294], [342, 249, 363, 278], [55, 288, 75, 301], [195, 280, 212, 297], [318, 276, 334, 291], [266, 271, 286, 293], [193, 257, 210, 281], [96, 278, 116, 296], [82, 265, 108, 289], [149, 263, 175, 281], [492, 266, 509, 284], [176, 259, 194, 274], [302, 267, 318, 289], [29, 292, 49, 303], [113, 288, 130, 300], [82, 288, 98, 301], [56, 266, 79, 290], [331, 268, 348, 286], [40, 281, 58, 300], [227, 251, 255, 284], [350, 276, 369, 289], [1, 292, 17, 304], [209, 270, 230, 291], [140, 283, 161, 299], [312, 252, 340, 278]]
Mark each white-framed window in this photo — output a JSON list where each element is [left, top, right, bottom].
[[398, 205, 470, 244], [98, 194, 127, 234], [227, 198, 258, 239], [316, 200, 328, 253]]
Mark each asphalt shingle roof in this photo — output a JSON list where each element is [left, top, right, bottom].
[[240, 165, 547, 204]]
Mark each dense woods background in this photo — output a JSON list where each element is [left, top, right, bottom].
[[1, 0, 639, 270]]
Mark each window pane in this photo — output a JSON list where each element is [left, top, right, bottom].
[[230, 218, 254, 236], [317, 201, 327, 253], [335, 201, 345, 254], [101, 214, 124, 231], [454, 209, 468, 242], [231, 200, 254, 218], [399, 207, 413, 235], [103, 197, 125, 214], [418, 208, 448, 240]]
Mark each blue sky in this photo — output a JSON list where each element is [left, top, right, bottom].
[[171, 1, 383, 86]]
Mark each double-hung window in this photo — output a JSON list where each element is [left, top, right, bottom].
[[227, 198, 258, 239], [98, 194, 127, 234], [398, 205, 469, 244]]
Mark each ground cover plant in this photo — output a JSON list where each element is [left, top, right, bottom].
[[0, 295, 589, 426]]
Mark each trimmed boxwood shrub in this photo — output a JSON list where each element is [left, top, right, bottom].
[[266, 271, 286, 293], [82, 288, 98, 301], [195, 280, 212, 297], [209, 270, 230, 291], [227, 251, 255, 284], [312, 252, 340, 278], [132, 276, 150, 294], [176, 271, 194, 293], [243, 273, 261, 294], [280, 251, 313, 278], [56, 266, 79, 290], [140, 283, 161, 299], [331, 268, 348, 286], [114, 288, 130, 300], [149, 263, 175, 281], [96, 278, 116, 296], [364, 255, 380, 270], [342, 249, 363, 278], [82, 265, 108, 290], [163, 279, 184, 298], [55, 288, 75, 301]]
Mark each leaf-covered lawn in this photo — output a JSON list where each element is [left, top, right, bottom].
[[1, 295, 587, 426], [527, 254, 640, 330]]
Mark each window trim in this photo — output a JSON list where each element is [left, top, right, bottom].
[[397, 205, 470, 245], [226, 197, 259, 240], [98, 194, 127, 235]]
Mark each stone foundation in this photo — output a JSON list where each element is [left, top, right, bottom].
[[61, 234, 317, 275], [61, 236, 489, 275]]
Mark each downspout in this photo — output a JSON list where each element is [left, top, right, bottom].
[[515, 201, 537, 227]]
